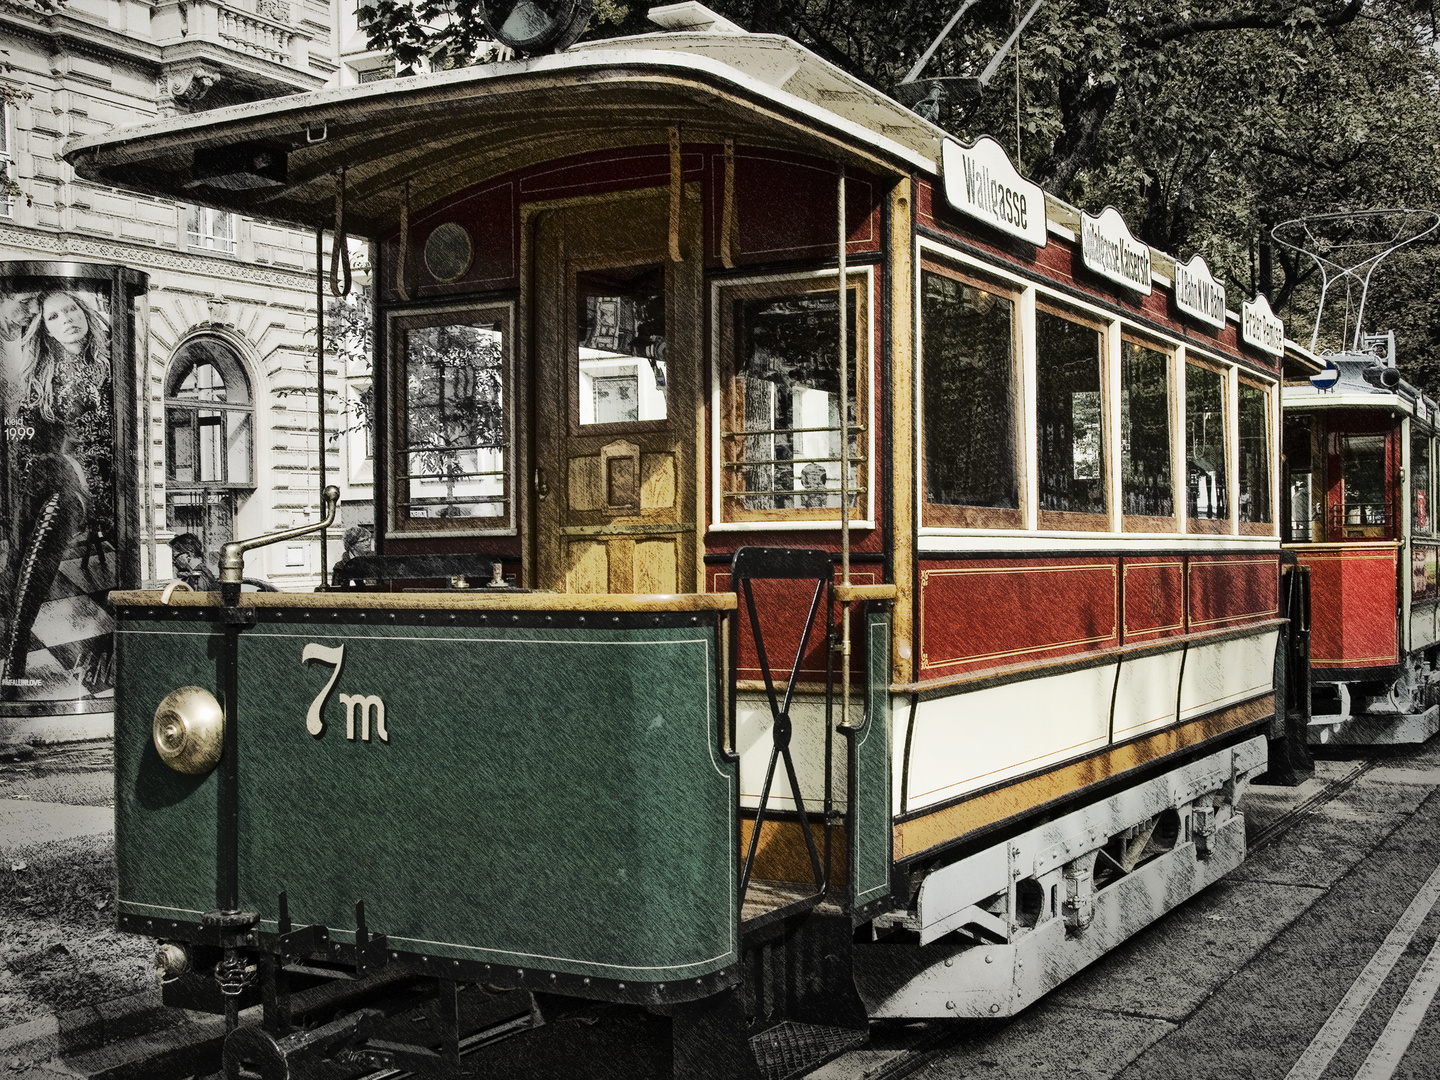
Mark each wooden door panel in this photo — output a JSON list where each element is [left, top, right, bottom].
[[635, 539, 679, 593], [640, 454, 676, 509], [534, 187, 702, 594], [566, 540, 609, 594]]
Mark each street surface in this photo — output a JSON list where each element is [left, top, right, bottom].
[[7, 739, 1440, 1078]]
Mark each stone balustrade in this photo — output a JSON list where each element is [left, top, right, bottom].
[[152, 0, 316, 78], [216, 5, 296, 66]]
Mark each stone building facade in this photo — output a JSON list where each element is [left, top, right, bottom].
[[0, 0, 386, 590]]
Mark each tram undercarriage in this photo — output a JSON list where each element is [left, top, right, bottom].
[[163, 735, 1267, 1080], [855, 736, 1263, 1019], [1309, 662, 1440, 746]]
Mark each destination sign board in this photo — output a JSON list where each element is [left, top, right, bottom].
[[1081, 206, 1151, 295], [1242, 293, 1284, 357], [1174, 254, 1226, 329], [940, 136, 1047, 248]]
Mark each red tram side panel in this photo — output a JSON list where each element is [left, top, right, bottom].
[[1301, 546, 1400, 668]]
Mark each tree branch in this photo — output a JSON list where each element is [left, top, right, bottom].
[[1140, 0, 1365, 48], [1030, 75, 1118, 193]]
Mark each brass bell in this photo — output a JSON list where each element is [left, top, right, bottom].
[[152, 686, 224, 775]]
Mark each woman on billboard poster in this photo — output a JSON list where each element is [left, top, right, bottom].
[[0, 283, 115, 703]]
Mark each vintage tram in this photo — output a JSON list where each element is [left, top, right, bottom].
[[69, 5, 1306, 1077], [1283, 333, 1440, 744]]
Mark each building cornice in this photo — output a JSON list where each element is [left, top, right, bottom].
[[0, 222, 313, 290], [0, 11, 164, 73]]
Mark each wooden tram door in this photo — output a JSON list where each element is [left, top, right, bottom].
[[532, 187, 703, 594]]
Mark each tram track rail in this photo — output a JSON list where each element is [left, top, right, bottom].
[[1247, 759, 1378, 853]]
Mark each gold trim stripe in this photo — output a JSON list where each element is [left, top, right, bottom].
[[893, 694, 1273, 860], [1297, 552, 1399, 563], [1287, 542, 1401, 552], [921, 632, 1117, 671], [1312, 653, 1399, 667]]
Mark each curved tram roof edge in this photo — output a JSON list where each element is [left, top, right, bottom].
[[65, 37, 940, 236], [64, 22, 1331, 356]]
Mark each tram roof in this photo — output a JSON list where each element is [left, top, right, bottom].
[[1284, 353, 1438, 421], [66, 20, 944, 237]]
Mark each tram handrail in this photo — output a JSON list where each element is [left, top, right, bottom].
[[218, 485, 340, 603]]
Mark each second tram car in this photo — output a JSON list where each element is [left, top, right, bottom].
[[69, 6, 1308, 1077], [1284, 334, 1440, 743]]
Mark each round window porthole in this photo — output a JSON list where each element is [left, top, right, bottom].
[[424, 223, 473, 283]]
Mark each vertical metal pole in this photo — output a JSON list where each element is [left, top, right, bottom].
[[316, 227, 329, 587], [221, 624, 240, 917], [838, 166, 850, 586], [220, 614, 243, 1033], [133, 280, 157, 586], [838, 167, 853, 741]]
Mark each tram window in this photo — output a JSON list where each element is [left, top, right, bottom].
[[391, 307, 511, 532], [1283, 413, 1321, 542], [577, 266, 666, 426], [1342, 434, 1389, 537], [1412, 428, 1432, 536], [920, 267, 1019, 528], [1185, 363, 1229, 529], [718, 274, 867, 521], [1119, 340, 1174, 526], [1036, 308, 1106, 528], [1237, 382, 1271, 529]]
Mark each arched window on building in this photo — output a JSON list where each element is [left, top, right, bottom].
[[164, 335, 254, 572]]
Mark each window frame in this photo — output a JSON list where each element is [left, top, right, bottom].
[[911, 237, 1279, 548], [163, 336, 255, 491], [1183, 352, 1232, 535], [917, 257, 1024, 530], [709, 266, 875, 530], [1034, 298, 1111, 532], [1333, 427, 1395, 541], [1236, 375, 1276, 536], [386, 301, 516, 539], [186, 204, 237, 255], [571, 261, 671, 436], [1119, 332, 1181, 535], [1283, 409, 1323, 543]]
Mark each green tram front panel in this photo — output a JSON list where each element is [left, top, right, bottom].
[[114, 596, 739, 986]]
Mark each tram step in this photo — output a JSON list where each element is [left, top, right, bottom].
[[749, 1021, 867, 1080]]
